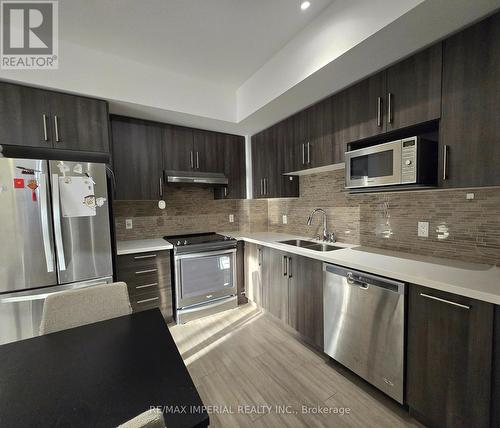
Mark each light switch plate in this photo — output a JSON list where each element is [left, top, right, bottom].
[[466, 192, 475, 200], [125, 218, 133, 230], [418, 221, 429, 238], [282, 215, 288, 225], [229, 214, 234, 223]]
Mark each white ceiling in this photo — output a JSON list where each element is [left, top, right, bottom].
[[61, 0, 335, 88]]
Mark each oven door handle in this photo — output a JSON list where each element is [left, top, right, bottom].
[[174, 248, 237, 260]]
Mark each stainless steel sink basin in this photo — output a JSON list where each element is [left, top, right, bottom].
[[302, 243, 343, 252], [278, 239, 343, 252], [278, 239, 318, 247]]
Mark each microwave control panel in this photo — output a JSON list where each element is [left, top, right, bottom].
[[401, 138, 417, 184]]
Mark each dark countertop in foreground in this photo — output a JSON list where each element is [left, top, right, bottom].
[[0, 309, 208, 428]]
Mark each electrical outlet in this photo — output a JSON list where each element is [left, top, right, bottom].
[[418, 221, 429, 238], [229, 214, 234, 223], [466, 192, 475, 200], [282, 215, 288, 225], [125, 218, 133, 230]]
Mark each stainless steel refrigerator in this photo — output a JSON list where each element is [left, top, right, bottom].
[[0, 157, 113, 345]]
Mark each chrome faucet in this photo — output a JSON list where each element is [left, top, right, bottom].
[[307, 208, 336, 242]]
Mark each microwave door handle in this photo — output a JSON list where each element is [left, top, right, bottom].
[[52, 174, 66, 271], [39, 174, 54, 273]]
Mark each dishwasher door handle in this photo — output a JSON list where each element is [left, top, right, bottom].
[[346, 272, 369, 289]]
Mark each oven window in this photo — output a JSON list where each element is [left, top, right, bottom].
[[351, 150, 394, 179], [179, 253, 234, 299]]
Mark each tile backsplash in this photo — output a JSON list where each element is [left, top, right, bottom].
[[113, 186, 268, 240], [268, 170, 500, 265], [114, 170, 500, 265]]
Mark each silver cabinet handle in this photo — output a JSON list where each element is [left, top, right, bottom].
[[260, 178, 264, 196], [133, 254, 157, 260], [377, 97, 382, 127], [51, 173, 66, 271], [387, 93, 393, 124], [196, 151, 200, 169], [190, 151, 194, 168], [224, 187, 228, 197], [419, 293, 470, 310], [442, 145, 449, 181], [54, 115, 60, 142], [282, 255, 287, 277], [39, 173, 54, 273], [288, 257, 292, 279], [136, 282, 157, 290], [307, 142, 311, 164], [302, 143, 306, 165], [258, 248, 262, 266], [264, 178, 267, 196], [42, 114, 49, 141], [136, 296, 159, 304], [135, 268, 157, 275], [159, 176, 163, 198]]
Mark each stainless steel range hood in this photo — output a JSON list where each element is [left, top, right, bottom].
[[165, 170, 228, 186]]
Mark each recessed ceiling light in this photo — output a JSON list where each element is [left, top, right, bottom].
[[300, 1, 311, 11]]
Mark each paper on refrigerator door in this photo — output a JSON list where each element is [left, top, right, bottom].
[[59, 176, 96, 217]]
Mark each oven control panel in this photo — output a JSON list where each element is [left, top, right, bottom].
[[401, 138, 417, 184]]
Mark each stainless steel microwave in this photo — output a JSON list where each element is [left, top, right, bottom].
[[344, 136, 437, 190]]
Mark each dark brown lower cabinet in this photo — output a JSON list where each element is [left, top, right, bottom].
[[493, 306, 500, 428], [244, 243, 264, 306], [244, 244, 323, 349], [116, 250, 173, 322], [236, 241, 247, 305], [288, 255, 323, 349], [407, 284, 493, 428]]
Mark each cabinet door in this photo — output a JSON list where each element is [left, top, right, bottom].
[[293, 109, 309, 171], [111, 117, 163, 200], [214, 134, 246, 200], [251, 129, 276, 198], [336, 72, 386, 144], [251, 133, 264, 198], [288, 255, 323, 349], [244, 243, 262, 306], [407, 285, 493, 428], [275, 118, 299, 197], [193, 130, 223, 172], [439, 14, 500, 188], [308, 98, 335, 168], [386, 43, 442, 131], [266, 249, 289, 323], [49, 92, 110, 152], [163, 125, 194, 171], [0, 82, 52, 147]]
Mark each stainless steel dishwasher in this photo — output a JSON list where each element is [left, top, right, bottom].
[[323, 263, 406, 403]]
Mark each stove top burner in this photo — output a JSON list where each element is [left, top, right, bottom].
[[165, 232, 234, 247]]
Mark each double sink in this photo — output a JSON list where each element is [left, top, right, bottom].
[[278, 239, 342, 252]]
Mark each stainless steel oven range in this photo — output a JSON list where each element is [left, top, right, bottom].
[[165, 233, 237, 324]]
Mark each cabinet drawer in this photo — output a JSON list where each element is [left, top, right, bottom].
[[117, 251, 169, 270], [130, 287, 173, 318]]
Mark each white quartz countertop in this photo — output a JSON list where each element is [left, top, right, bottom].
[[116, 238, 173, 255], [222, 231, 500, 305]]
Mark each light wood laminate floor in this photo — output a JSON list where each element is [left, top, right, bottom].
[[169, 304, 423, 428]]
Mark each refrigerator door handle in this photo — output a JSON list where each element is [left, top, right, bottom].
[[39, 174, 54, 273], [52, 173, 66, 271]]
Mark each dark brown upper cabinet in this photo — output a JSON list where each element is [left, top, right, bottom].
[[386, 43, 442, 131], [439, 13, 500, 188], [193, 129, 224, 173], [252, 121, 298, 199], [111, 117, 163, 200], [333, 72, 387, 145], [163, 125, 194, 171], [48, 91, 110, 152], [407, 284, 493, 428], [214, 134, 246, 200], [0, 82, 109, 153], [293, 99, 335, 171]]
